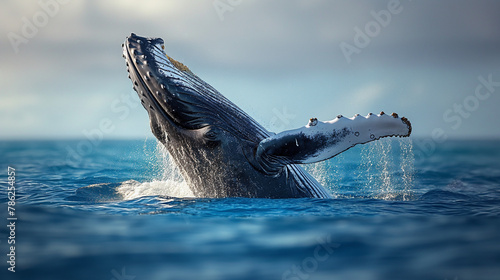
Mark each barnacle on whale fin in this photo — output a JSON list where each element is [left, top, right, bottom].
[[308, 118, 318, 126], [166, 55, 192, 74]]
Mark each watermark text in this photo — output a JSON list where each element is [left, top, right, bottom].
[[213, 0, 242, 21], [282, 234, 340, 280], [340, 0, 408, 63], [8, 0, 72, 54], [6, 167, 17, 273]]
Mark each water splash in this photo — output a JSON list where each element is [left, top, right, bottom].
[[358, 138, 415, 200], [399, 138, 415, 200], [306, 161, 329, 188], [374, 139, 393, 199], [155, 141, 185, 182], [116, 179, 193, 200], [115, 138, 414, 201], [116, 141, 194, 200], [305, 154, 345, 198]]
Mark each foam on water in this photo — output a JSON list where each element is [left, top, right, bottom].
[[116, 179, 193, 200]]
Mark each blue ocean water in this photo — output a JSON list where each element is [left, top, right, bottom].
[[0, 138, 499, 280]]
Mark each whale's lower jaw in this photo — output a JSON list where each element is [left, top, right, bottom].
[[122, 33, 411, 199]]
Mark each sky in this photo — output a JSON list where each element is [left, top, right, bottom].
[[1, 0, 500, 140]]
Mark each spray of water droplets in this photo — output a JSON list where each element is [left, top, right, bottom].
[[306, 138, 415, 200], [359, 138, 415, 200], [116, 141, 194, 200], [117, 138, 415, 200]]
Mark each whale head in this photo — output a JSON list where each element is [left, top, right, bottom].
[[123, 33, 268, 143]]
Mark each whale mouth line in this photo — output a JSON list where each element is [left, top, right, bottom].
[[124, 38, 183, 130]]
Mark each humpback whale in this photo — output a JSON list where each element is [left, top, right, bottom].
[[122, 33, 412, 198]]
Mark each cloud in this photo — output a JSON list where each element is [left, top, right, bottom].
[[351, 84, 386, 109], [1, 0, 500, 139]]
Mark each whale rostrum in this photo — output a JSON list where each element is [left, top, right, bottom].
[[123, 33, 412, 198]]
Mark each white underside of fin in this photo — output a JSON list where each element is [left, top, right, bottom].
[[258, 113, 411, 164]]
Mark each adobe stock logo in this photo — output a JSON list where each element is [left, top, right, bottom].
[[7, 0, 71, 54], [282, 234, 340, 280], [413, 74, 499, 161], [213, 0, 242, 21], [339, 0, 408, 64]]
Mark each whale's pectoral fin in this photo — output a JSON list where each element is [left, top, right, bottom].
[[256, 112, 411, 171]]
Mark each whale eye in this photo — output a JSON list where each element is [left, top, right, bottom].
[[205, 130, 216, 139], [203, 128, 221, 147]]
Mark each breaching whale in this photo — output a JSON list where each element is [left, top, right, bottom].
[[122, 33, 412, 198]]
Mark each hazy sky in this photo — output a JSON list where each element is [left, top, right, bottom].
[[1, 0, 500, 140]]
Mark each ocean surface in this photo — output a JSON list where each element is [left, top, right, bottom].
[[0, 138, 499, 280]]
